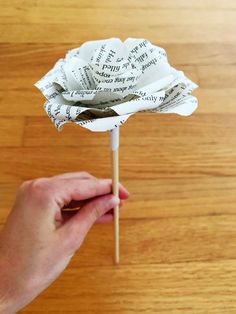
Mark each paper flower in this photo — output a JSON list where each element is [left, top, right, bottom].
[[35, 38, 198, 132], [35, 38, 198, 264]]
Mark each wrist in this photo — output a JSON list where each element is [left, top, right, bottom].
[[0, 253, 47, 314], [0, 300, 14, 314], [0, 257, 17, 314]]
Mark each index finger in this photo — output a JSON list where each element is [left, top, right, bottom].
[[51, 178, 113, 208]]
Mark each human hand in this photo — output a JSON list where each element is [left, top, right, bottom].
[[0, 172, 129, 313]]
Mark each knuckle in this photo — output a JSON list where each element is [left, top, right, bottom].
[[19, 180, 31, 192], [17, 180, 32, 199], [27, 178, 52, 198], [16, 178, 53, 206], [80, 171, 96, 180], [80, 171, 90, 177], [29, 177, 49, 189]]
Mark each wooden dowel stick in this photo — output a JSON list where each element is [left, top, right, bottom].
[[110, 127, 119, 264]]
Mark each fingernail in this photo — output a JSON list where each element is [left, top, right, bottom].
[[110, 195, 120, 206], [124, 188, 130, 196], [120, 184, 130, 196]]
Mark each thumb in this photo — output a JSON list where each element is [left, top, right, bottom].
[[62, 194, 120, 251]]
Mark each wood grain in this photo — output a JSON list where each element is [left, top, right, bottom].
[[0, 0, 235, 313], [21, 260, 236, 314], [0, 117, 24, 147]]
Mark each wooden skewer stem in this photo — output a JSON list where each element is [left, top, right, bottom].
[[110, 127, 119, 264]]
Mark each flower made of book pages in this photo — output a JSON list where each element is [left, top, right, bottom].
[[35, 38, 198, 132], [35, 38, 198, 264]]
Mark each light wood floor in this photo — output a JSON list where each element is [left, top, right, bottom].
[[1, 0, 236, 313]]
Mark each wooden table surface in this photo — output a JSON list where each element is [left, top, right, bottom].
[[1, 0, 236, 313]]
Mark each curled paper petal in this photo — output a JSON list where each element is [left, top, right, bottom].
[[35, 38, 198, 132], [154, 96, 198, 116], [63, 57, 95, 90]]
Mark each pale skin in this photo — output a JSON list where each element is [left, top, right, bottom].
[[0, 172, 129, 313]]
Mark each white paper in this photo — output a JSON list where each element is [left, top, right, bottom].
[[35, 38, 198, 132]]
